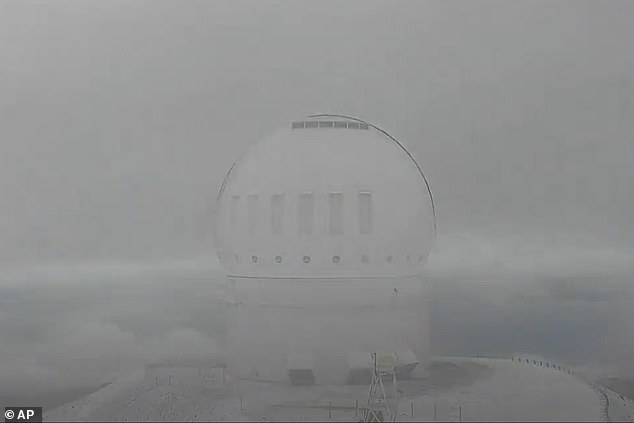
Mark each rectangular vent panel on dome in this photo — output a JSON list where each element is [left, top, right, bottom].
[[291, 121, 369, 130], [328, 192, 344, 235], [271, 194, 285, 235], [298, 192, 314, 235]]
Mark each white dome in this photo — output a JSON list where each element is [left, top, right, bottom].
[[214, 115, 436, 278]]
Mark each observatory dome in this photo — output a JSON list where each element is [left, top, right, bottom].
[[214, 115, 436, 279]]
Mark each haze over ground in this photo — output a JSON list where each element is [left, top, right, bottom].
[[1, 0, 633, 407]]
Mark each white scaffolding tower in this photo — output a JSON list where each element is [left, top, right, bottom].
[[363, 352, 398, 423]]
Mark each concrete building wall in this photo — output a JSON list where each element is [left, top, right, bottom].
[[223, 276, 429, 384]]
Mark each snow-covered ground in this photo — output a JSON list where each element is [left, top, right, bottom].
[[44, 356, 628, 422], [606, 388, 634, 422]]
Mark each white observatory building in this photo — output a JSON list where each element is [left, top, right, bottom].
[[214, 114, 436, 384]]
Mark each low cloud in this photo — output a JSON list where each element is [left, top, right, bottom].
[[0, 234, 632, 398]]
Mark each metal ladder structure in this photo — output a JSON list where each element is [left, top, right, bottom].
[[363, 352, 398, 423]]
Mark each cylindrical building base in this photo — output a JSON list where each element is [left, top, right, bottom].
[[222, 276, 429, 384]]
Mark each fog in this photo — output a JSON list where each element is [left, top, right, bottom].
[[1, 0, 633, 412]]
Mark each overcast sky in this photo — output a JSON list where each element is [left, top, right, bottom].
[[1, 0, 633, 265]]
